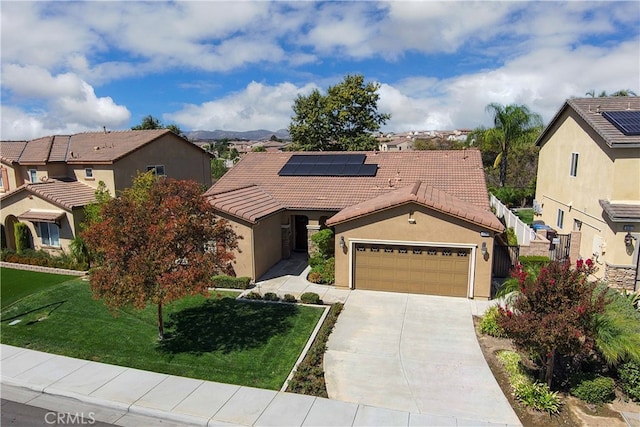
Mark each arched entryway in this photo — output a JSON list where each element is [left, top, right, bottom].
[[4, 215, 18, 251]]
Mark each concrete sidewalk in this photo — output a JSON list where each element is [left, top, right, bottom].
[[1, 344, 520, 427]]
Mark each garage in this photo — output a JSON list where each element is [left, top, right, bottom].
[[354, 243, 470, 297]]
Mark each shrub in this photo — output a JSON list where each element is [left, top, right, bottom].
[[283, 294, 297, 303], [479, 305, 506, 338], [518, 255, 550, 269], [300, 292, 321, 305], [506, 227, 518, 246], [497, 350, 561, 414], [307, 270, 323, 284], [321, 257, 335, 284], [286, 303, 343, 396], [618, 362, 640, 401], [243, 291, 262, 300], [211, 275, 252, 289], [570, 374, 615, 405], [311, 229, 334, 259], [263, 292, 280, 302], [308, 255, 324, 268], [14, 222, 30, 255], [594, 286, 640, 366]]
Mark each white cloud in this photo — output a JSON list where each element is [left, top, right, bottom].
[[167, 81, 318, 131]]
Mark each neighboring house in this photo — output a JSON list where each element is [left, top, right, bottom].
[[1, 129, 213, 254], [206, 150, 504, 299], [379, 138, 413, 152], [534, 97, 640, 290]]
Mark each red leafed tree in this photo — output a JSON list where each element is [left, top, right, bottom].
[[82, 172, 238, 340], [498, 260, 608, 388]]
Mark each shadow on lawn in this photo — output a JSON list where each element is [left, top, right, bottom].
[[158, 298, 299, 355]]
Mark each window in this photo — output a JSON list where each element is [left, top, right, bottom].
[[29, 169, 37, 183], [570, 152, 579, 177], [457, 251, 468, 257], [0, 172, 3, 189], [412, 248, 422, 255], [38, 222, 60, 247], [85, 168, 93, 179], [557, 209, 565, 229], [442, 249, 452, 256], [147, 165, 166, 176]]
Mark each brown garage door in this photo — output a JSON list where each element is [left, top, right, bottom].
[[354, 244, 470, 297]]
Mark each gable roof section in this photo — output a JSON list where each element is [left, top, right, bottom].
[[1, 129, 210, 166], [207, 150, 490, 211], [0, 140, 27, 164], [1, 179, 97, 210], [536, 97, 640, 148], [326, 181, 504, 231], [207, 185, 284, 223]]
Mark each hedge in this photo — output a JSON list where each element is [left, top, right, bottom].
[[211, 275, 252, 289]]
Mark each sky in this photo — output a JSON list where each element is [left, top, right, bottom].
[[1, 1, 639, 141]]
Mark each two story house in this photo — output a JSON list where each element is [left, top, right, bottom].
[[1, 129, 212, 254], [534, 97, 640, 290]]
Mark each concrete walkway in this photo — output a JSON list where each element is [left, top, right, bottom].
[[325, 291, 521, 426]]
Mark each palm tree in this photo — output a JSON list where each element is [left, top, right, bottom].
[[485, 103, 543, 188], [585, 89, 637, 97]]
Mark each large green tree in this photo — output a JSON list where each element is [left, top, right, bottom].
[[289, 74, 390, 151], [132, 115, 183, 136], [483, 103, 543, 188], [82, 172, 238, 340]]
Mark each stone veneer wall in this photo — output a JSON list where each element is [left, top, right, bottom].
[[604, 263, 637, 291], [518, 233, 551, 257]]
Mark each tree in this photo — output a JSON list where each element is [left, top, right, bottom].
[[498, 261, 607, 388], [132, 115, 183, 136], [82, 172, 238, 340], [484, 103, 543, 188], [211, 158, 228, 180], [586, 89, 637, 97], [289, 74, 390, 151]]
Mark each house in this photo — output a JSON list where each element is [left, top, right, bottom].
[[534, 97, 640, 290], [379, 139, 413, 152], [205, 150, 504, 299], [1, 129, 213, 254]]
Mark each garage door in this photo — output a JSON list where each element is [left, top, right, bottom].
[[354, 244, 470, 297]]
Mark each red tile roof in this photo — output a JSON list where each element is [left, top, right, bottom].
[[208, 185, 285, 223], [326, 181, 504, 231], [2, 179, 98, 210], [206, 150, 496, 228], [599, 199, 640, 221], [0, 141, 28, 164]]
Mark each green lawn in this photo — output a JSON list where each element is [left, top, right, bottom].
[[0, 278, 324, 390], [515, 208, 534, 225], [1, 268, 78, 308]]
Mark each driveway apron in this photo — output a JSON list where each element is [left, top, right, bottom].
[[324, 290, 521, 425]]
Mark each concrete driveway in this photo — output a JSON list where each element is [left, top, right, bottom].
[[324, 290, 521, 426]]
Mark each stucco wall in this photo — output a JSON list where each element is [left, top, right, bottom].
[[332, 203, 495, 299], [113, 134, 212, 192], [252, 213, 286, 280], [217, 214, 254, 279], [535, 109, 640, 275]]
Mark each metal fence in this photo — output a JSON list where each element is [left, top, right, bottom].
[[492, 243, 520, 278], [489, 194, 537, 246]]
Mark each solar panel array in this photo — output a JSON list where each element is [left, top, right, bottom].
[[278, 154, 378, 176], [602, 111, 640, 136]]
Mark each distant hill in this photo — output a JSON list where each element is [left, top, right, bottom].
[[186, 129, 290, 141]]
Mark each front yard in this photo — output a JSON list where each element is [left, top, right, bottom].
[[0, 272, 324, 390]]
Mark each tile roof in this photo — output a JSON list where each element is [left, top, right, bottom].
[[1, 129, 205, 165], [326, 181, 504, 231], [599, 200, 640, 222], [17, 210, 66, 223], [208, 185, 285, 223], [1, 179, 98, 210], [0, 141, 28, 164], [537, 97, 640, 148], [206, 150, 494, 225]]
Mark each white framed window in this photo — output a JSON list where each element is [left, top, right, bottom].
[[29, 169, 37, 183], [38, 222, 60, 247], [557, 209, 565, 229], [570, 152, 579, 177], [147, 165, 166, 176], [85, 168, 94, 179]]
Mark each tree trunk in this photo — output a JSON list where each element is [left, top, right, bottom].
[[500, 146, 508, 187], [157, 302, 164, 340], [545, 349, 555, 389]]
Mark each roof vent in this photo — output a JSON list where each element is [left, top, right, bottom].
[[93, 146, 100, 151]]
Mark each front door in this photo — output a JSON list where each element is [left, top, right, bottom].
[[294, 215, 308, 252]]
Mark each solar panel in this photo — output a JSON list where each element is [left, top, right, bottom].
[[278, 153, 377, 176], [602, 111, 640, 136]]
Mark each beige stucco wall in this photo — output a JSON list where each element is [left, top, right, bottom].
[[535, 110, 640, 277], [217, 213, 254, 279], [112, 135, 212, 193], [252, 213, 285, 279], [0, 191, 77, 254], [332, 203, 496, 299]]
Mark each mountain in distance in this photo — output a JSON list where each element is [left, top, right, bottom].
[[186, 128, 290, 141]]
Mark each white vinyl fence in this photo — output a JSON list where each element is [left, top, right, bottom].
[[490, 194, 537, 246]]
